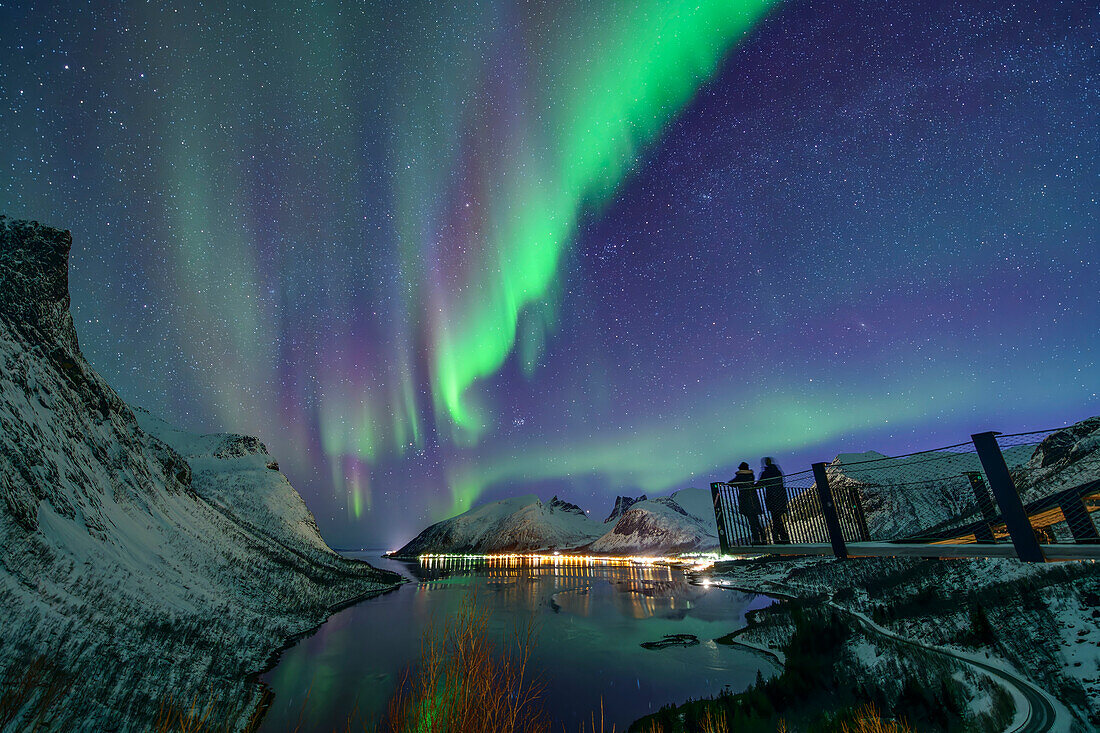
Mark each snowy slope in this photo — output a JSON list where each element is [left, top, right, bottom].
[[587, 488, 719, 555], [394, 487, 721, 559], [822, 450, 996, 540], [1014, 417, 1100, 500], [392, 495, 605, 557], [0, 218, 400, 731], [134, 408, 335, 556]]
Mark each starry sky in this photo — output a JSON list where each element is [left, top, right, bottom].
[[2, 0, 1097, 548]]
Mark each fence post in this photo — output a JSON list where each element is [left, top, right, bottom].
[[971, 432, 1045, 563], [812, 462, 848, 560], [711, 482, 731, 555], [1056, 488, 1100, 544], [965, 471, 997, 544]]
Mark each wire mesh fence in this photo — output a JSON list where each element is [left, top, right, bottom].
[[824, 441, 987, 544], [712, 469, 838, 549], [710, 418, 1100, 555], [997, 426, 1100, 545]]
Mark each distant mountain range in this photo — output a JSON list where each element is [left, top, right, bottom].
[[392, 487, 720, 558]]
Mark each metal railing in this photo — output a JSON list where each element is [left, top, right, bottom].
[[710, 420, 1100, 563]]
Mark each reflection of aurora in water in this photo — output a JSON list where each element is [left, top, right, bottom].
[[259, 552, 776, 731]]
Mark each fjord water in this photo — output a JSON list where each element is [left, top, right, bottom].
[[259, 552, 777, 731]]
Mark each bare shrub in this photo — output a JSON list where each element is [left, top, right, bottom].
[[380, 593, 547, 733]]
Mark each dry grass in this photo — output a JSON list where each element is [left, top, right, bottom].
[[0, 655, 71, 732], [152, 694, 217, 733], [380, 594, 548, 733], [699, 707, 728, 733], [838, 703, 914, 733]]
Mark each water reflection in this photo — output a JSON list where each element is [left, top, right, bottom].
[[258, 552, 776, 732], [413, 554, 707, 620]]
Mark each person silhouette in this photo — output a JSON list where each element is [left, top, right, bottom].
[[731, 462, 762, 544], [760, 457, 790, 544]]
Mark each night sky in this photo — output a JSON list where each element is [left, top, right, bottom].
[[2, 1, 1096, 548]]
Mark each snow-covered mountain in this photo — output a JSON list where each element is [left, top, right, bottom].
[[820, 449, 999, 541], [1015, 417, 1100, 499], [586, 488, 719, 555], [394, 488, 720, 558], [0, 217, 400, 731], [392, 494, 606, 557]]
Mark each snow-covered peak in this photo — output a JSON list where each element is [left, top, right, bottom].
[[392, 493, 602, 557], [548, 495, 586, 516], [394, 485, 723, 558], [586, 488, 719, 555]]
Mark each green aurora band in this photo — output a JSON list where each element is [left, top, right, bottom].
[[418, 1, 777, 442], [6, 0, 1097, 539]]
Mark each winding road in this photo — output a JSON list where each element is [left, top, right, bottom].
[[836, 605, 1059, 733], [701, 578, 1066, 732]]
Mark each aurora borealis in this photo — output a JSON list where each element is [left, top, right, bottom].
[[2, 1, 1096, 546]]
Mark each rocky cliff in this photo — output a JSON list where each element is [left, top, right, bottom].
[[0, 217, 400, 731], [602, 494, 646, 524]]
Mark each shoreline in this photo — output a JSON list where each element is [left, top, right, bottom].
[[694, 576, 794, 669], [242, 556, 409, 730], [252, 551, 773, 732]]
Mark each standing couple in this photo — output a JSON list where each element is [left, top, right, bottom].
[[731, 457, 790, 545]]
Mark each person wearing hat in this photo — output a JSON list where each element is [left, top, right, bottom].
[[731, 462, 763, 544]]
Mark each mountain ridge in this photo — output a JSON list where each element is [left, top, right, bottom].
[[0, 217, 401, 731], [392, 486, 720, 558]]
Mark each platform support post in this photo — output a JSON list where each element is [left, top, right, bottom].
[[971, 432, 1045, 563], [965, 471, 997, 544], [812, 462, 848, 560], [1057, 490, 1100, 544]]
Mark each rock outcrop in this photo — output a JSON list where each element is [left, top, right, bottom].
[[603, 494, 646, 524]]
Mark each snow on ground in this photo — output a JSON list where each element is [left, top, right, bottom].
[[704, 555, 1097, 730], [393, 494, 607, 557], [0, 219, 401, 731], [135, 408, 335, 556]]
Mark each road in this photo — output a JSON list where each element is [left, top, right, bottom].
[[835, 604, 1060, 733], [701, 578, 1065, 732]]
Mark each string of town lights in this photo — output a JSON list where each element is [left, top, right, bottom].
[[388, 550, 718, 572]]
